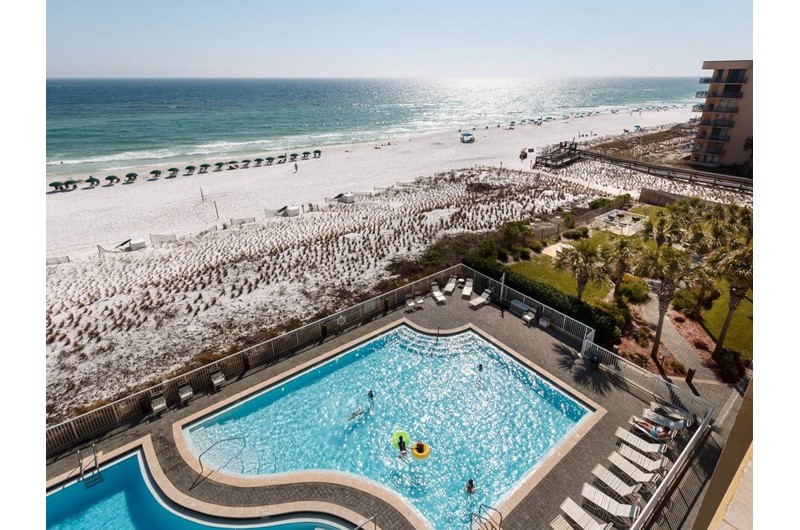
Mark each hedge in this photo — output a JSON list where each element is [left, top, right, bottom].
[[463, 257, 619, 344]]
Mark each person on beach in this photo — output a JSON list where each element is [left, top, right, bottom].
[[466, 478, 475, 494], [294, 163, 298, 172]]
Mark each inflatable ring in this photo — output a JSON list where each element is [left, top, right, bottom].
[[391, 430, 410, 450], [411, 441, 430, 460]]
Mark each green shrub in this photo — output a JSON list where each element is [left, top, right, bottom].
[[713, 348, 745, 382], [589, 197, 612, 209], [497, 249, 509, 262], [672, 289, 700, 318], [563, 213, 576, 229], [465, 257, 619, 343], [618, 278, 650, 303], [562, 229, 583, 240], [530, 241, 544, 253], [666, 358, 687, 375], [620, 349, 649, 368], [633, 326, 651, 347], [578, 226, 590, 237], [517, 248, 531, 261]]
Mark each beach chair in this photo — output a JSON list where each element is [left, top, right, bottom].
[[178, 382, 194, 407], [430, 281, 446, 304], [414, 294, 425, 309], [210, 368, 226, 392], [591, 464, 643, 501], [522, 309, 538, 326], [559, 497, 614, 530], [618, 444, 671, 473], [443, 275, 457, 295], [649, 401, 694, 426], [469, 288, 493, 309], [615, 427, 668, 454], [581, 483, 640, 521], [405, 295, 417, 312], [150, 390, 167, 418], [643, 408, 687, 431], [608, 452, 661, 487], [462, 278, 474, 299]]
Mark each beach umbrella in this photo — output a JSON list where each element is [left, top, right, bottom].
[[313, 149, 322, 157], [199, 163, 211, 173], [227, 161, 238, 169], [290, 153, 299, 159], [277, 154, 286, 158], [150, 170, 162, 178], [168, 167, 179, 177], [125, 173, 138, 182], [241, 159, 251, 167], [266, 157, 275, 164], [254, 158, 264, 166], [185, 165, 196, 174], [49, 181, 64, 191], [105, 175, 119, 184], [214, 162, 225, 170], [64, 179, 79, 189], [302, 151, 311, 159], [86, 176, 100, 186]]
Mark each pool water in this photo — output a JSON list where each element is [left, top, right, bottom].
[[185, 326, 591, 529], [46, 452, 348, 530]]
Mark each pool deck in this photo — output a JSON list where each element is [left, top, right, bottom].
[[46, 294, 742, 530]]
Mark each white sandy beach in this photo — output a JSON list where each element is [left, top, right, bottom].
[[45, 106, 754, 422], [47, 107, 693, 258]]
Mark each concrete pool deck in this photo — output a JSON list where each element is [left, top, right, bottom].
[[46, 293, 742, 529]]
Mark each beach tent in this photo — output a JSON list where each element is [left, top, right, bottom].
[[338, 192, 356, 204], [460, 132, 475, 143]]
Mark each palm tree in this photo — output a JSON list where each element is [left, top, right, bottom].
[[642, 210, 683, 250], [601, 236, 641, 298], [635, 246, 694, 359], [708, 242, 753, 355], [554, 241, 608, 302]]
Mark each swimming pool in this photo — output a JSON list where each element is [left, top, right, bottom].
[[184, 325, 592, 529], [46, 451, 350, 530]]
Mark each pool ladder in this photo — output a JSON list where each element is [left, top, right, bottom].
[[470, 504, 503, 530], [77, 444, 102, 487]]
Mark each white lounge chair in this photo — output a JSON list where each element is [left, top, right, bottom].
[[430, 281, 446, 304], [210, 368, 225, 392], [629, 415, 676, 443], [615, 427, 668, 454], [150, 391, 167, 417], [414, 295, 425, 309], [559, 497, 614, 530], [643, 408, 687, 431], [581, 483, 640, 520], [608, 452, 661, 486], [469, 288, 492, 309], [405, 295, 417, 312], [649, 401, 693, 426], [618, 444, 671, 473], [591, 464, 643, 500], [462, 278, 474, 298], [178, 382, 194, 406], [443, 275, 457, 295], [550, 514, 576, 530]]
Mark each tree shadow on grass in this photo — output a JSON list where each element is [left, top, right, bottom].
[[550, 343, 614, 397]]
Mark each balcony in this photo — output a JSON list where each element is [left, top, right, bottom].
[[699, 77, 712, 84], [692, 104, 738, 114], [700, 119, 735, 128], [697, 91, 743, 99], [705, 75, 748, 85], [703, 147, 726, 155], [695, 133, 731, 142]]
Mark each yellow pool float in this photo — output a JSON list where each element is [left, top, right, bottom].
[[411, 441, 430, 460]]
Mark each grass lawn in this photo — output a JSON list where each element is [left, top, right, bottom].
[[702, 282, 753, 361], [509, 254, 611, 307], [629, 205, 668, 221]]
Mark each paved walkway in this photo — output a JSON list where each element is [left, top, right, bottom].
[[640, 280, 719, 381], [719, 457, 753, 530]]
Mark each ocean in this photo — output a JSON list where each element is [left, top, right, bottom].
[[46, 77, 699, 177]]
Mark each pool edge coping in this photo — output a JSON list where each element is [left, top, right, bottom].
[[170, 318, 605, 527], [45, 434, 385, 530]]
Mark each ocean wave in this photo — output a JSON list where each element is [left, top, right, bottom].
[[47, 148, 187, 166]]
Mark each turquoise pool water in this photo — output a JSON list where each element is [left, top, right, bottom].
[[185, 326, 591, 529], [46, 452, 349, 530]]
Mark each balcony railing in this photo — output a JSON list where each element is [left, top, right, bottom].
[[695, 133, 731, 142], [697, 91, 743, 99], [700, 119, 735, 128], [703, 75, 748, 85], [693, 104, 738, 114], [703, 147, 726, 155], [699, 77, 712, 84]]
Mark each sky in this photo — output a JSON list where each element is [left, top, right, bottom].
[[46, 0, 753, 78]]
